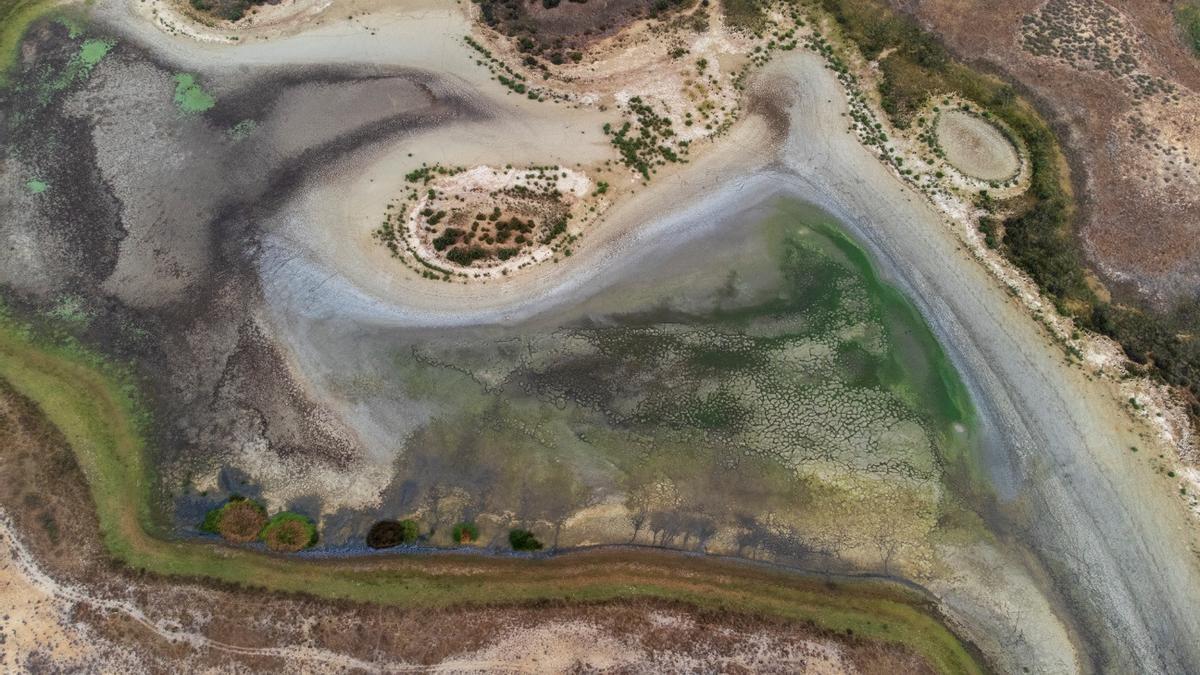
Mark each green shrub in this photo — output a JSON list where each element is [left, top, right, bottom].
[[259, 512, 318, 552], [452, 521, 480, 544], [508, 528, 543, 551], [199, 495, 267, 543], [1178, 1, 1200, 56]]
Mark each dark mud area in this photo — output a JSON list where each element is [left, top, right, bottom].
[[0, 19, 485, 531], [475, 0, 701, 58]]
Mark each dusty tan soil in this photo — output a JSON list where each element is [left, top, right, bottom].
[[890, 0, 1200, 303], [935, 110, 1020, 181]]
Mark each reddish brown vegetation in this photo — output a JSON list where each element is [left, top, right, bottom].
[[217, 501, 267, 543]]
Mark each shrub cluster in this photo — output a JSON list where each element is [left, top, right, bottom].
[[200, 496, 318, 552], [188, 0, 264, 21], [604, 96, 688, 179], [452, 521, 480, 544]]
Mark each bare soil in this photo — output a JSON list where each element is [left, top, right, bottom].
[[888, 0, 1200, 303], [934, 110, 1019, 181]]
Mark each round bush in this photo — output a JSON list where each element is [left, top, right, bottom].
[[259, 512, 318, 552], [451, 521, 479, 544], [366, 519, 420, 549], [199, 496, 267, 544], [217, 499, 268, 543], [508, 528, 543, 551]]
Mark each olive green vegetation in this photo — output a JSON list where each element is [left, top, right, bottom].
[[188, 0, 266, 22], [259, 512, 319, 552], [1178, 0, 1200, 56], [814, 0, 1200, 423], [0, 0, 61, 86], [452, 521, 479, 543], [0, 311, 983, 674], [509, 528, 543, 551], [722, 0, 768, 31]]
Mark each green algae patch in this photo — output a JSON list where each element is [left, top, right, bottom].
[[47, 295, 91, 327], [47, 37, 113, 93], [228, 118, 257, 140], [77, 38, 113, 67], [768, 203, 978, 457], [172, 73, 215, 113], [25, 178, 47, 193]]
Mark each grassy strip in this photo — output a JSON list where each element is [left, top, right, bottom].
[[815, 0, 1200, 420], [0, 316, 984, 674], [1178, 0, 1200, 56], [0, 0, 63, 86]]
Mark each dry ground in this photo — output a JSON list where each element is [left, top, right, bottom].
[[890, 0, 1200, 304]]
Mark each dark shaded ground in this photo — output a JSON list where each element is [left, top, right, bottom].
[[474, 0, 701, 66], [188, 0, 276, 22]]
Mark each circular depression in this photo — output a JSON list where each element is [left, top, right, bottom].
[[935, 110, 1019, 181]]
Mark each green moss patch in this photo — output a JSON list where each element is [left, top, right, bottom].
[[172, 73, 216, 114]]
